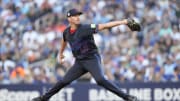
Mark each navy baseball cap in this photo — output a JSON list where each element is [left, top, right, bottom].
[[67, 9, 83, 17]]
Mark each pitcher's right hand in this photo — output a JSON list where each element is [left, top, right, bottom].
[[59, 54, 65, 64]]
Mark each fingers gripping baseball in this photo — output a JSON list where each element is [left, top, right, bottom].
[[59, 54, 65, 64]]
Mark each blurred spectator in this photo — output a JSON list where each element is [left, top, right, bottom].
[[159, 21, 173, 37], [173, 65, 180, 81], [162, 56, 176, 81], [10, 66, 25, 83]]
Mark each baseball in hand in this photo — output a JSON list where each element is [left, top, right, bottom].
[[61, 58, 65, 63]]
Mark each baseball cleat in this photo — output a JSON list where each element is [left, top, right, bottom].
[[31, 96, 47, 101], [126, 95, 138, 101]]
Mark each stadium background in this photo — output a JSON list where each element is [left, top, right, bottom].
[[0, 0, 180, 101]]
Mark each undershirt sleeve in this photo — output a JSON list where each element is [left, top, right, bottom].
[[62, 31, 67, 42]]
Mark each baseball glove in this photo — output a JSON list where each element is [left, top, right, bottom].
[[127, 19, 141, 31]]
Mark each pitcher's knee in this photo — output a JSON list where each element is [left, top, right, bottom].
[[60, 79, 70, 86], [96, 77, 107, 85]]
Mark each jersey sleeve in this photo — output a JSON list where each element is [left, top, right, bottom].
[[62, 31, 66, 42], [84, 24, 99, 34]]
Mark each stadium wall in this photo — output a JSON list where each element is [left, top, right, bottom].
[[0, 82, 180, 101]]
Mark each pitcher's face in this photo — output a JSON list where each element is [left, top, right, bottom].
[[68, 15, 80, 25]]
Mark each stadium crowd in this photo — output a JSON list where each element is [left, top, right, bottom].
[[0, 0, 180, 84]]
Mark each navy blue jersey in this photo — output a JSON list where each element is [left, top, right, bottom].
[[63, 24, 99, 59]]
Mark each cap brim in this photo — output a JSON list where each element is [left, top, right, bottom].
[[78, 12, 83, 15], [67, 12, 83, 17], [72, 12, 83, 16]]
